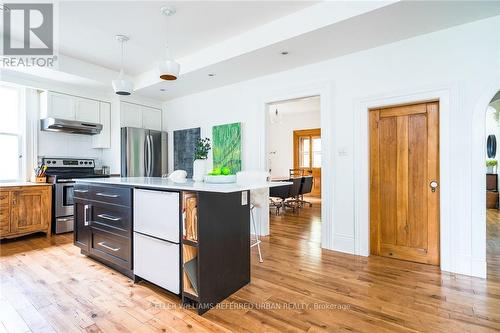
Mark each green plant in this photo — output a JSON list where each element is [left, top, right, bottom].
[[194, 137, 211, 160], [486, 159, 498, 167]]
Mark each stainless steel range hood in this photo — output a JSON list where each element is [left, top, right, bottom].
[[40, 118, 102, 135]]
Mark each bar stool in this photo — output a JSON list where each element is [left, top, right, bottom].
[[250, 201, 263, 263], [236, 170, 269, 263]]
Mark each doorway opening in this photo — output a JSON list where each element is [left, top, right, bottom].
[[369, 101, 440, 265], [485, 91, 500, 279], [266, 95, 322, 246]]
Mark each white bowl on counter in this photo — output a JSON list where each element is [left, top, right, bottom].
[[204, 175, 237, 184]]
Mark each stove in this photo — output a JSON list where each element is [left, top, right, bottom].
[[43, 157, 109, 234]]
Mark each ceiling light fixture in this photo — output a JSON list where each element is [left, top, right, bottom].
[[112, 35, 134, 96], [280, 51, 289, 56], [270, 108, 282, 124], [159, 6, 180, 81], [208, 73, 216, 77]]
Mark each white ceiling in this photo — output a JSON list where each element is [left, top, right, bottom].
[[58, 1, 316, 75], [134, 0, 500, 100], [3, 1, 500, 102]]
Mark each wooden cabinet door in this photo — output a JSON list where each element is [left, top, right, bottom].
[[0, 191, 10, 235], [370, 102, 440, 265], [11, 187, 51, 234]]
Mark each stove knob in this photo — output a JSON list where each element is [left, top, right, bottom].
[[46, 161, 51, 164], [52, 160, 56, 164], [79, 161, 83, 165], [84, 161, 88, 165]]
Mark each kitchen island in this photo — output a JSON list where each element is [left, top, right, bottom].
[[73, 177, 285, 314]]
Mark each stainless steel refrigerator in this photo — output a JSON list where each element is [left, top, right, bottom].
[[121, 127, 168, 177]]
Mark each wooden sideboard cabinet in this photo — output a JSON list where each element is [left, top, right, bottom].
[[0, 185, 52, 239]]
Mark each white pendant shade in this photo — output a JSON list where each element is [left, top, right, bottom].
[[112, 35, 133, 96], [159, 45, 180, 81], [159, 59, 180, 80], [112, 69, 134, 96]]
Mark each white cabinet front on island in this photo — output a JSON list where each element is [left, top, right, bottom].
[[133, 189, 180, 294]]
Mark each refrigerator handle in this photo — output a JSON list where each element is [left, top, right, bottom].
[[144, 134, 149, 177], [146, 134, 153, 176], [149, 135, 155, 176]]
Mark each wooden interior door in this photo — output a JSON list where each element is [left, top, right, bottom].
[[370, 102, 440, 265], [11, 188, 50, 234], [294, 128, 321, 197]]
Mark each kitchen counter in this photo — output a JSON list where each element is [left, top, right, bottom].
[[73, 175, 288, 314], [0, 182, 52, 187], [74, 176, 290, 193]]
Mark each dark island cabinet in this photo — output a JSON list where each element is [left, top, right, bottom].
[[74, 183, 133, 278]]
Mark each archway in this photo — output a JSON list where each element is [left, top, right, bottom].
[[471, 83, 500, 279]]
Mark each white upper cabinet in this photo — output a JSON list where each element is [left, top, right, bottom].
[[92, 102, 111, 149], [75, 98, 99, 123], [40, 91, 76, 120], [120, 102, 143, 128], [142, 107, 162, 131], [41, 91, 100, 124], [120, 102, 162, 131]]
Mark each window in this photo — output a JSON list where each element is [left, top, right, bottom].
[[299, 137, 310, 168], [0, 85, 23, 181], [295, 129, 321, 170], [312, 137, 322, 168]]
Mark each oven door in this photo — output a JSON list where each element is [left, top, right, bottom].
[[55, 180, 75, 217]]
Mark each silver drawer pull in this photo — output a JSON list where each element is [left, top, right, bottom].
[[96, 192, 119, 198], [97, 241, 120, 252], [74, 189, 88, 193], [84, 204, 90, 226], [97, 214, 121, 222]]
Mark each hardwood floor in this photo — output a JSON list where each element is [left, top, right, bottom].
[[1, 202, 500, 332], [487, 209, 500, 281]]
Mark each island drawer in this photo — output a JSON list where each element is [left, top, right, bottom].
[[90, 227, 131, 269], [91, 203, 131, 236], [73, 184, 90, 199], [89, 185, 132, 207]]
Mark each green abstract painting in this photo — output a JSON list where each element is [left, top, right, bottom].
[[212, 122, 241, 173]]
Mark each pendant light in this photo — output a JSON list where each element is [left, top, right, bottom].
[[270, 108, 282, 124], [112, 35, 134, 95], [158, 6, 180, 81], [158, 45, 180, 80]]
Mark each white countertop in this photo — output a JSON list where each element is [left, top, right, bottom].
[[74, 177, 291, 193]]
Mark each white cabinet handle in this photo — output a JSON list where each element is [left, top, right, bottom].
[[96, 192, 119, 198], [74, 189, 88, 193], [97, 241, 120, 252], [97, 214, 121, 221]]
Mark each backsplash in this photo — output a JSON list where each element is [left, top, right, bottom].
[[38, 130, 102, 160]]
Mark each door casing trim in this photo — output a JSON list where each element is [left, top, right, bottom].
[[354, 86, 453, 274]]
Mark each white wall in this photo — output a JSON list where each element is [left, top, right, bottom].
[[267, 109, 320, 178], [163, 16, 500, 278]]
